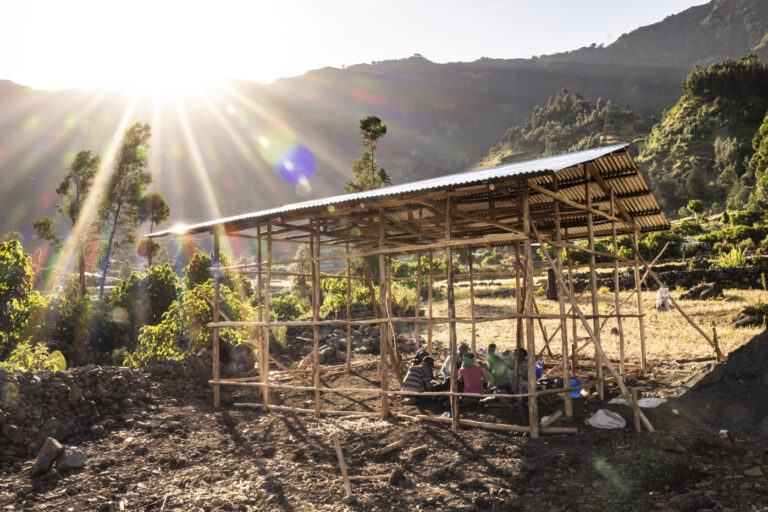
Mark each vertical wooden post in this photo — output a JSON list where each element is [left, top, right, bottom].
[[565, 227, 578, 372], [387, 255, 397, 359], [610, 191, 626, 376], [212, 229, 221, 408], [585, 165, 604, 400], [345, 242, 352, 372], [445, 196, 459, 430], [427, 250, 434, 355], [468, 249, 477, 353], [378, 211, 390, 419], [311, 228, 321, 416], [256, 226, 263, 344], [632, 230, 648, 372], [553, 175, 573, 417], [522, 181, 539, 437], [514, 240, 523, 407], [632, 388, 641, 432], [415, 252, 422, 348], [262, 223, 272, 411]]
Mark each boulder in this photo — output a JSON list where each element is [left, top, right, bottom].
[[33, 437, 63, 474], [679, 282, 723, 301], [56, 447, 88, 471], [2, 424, 24, 445]]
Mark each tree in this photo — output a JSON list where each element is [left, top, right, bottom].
[[98, 123, 152, 298], [0, 240, 42, 358], [138, 191, 170, 268], [686, 199, 705, 219], [345, 115, 392, 192], [749, 110, 768, 208], [53, 150, 99, 296], [33, 217, 60, 247]]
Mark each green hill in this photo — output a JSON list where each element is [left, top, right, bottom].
[[479, 90, 651, 167], [637, 55, 768, 214]]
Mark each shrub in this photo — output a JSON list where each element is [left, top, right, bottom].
[[697, 225, 768, 246], [0, 240, 44, 359], [688, 258, 711, 270], [272, 295, 308, 320], [597, 286, 611, 295], [0, 341, 66, 372], [718, 247, 748, 267], [729, 208, 762, 226], [738, 238, 756, 251], [673, 220, 704, 236], [639, 231, 683, 259]]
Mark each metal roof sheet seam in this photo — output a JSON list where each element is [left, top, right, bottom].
[[149, 142, 665, 238]]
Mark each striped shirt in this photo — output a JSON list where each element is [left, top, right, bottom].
[[402, 365, 433, 393]]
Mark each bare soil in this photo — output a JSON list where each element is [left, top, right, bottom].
[[2, 336, 768, 512]]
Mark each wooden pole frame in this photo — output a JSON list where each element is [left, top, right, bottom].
[[446, 195, 459, 430], [522, 181, 539, 438], [468, 249, 477, 353], [553, 175, 573, 417], [632, 230, 648, 371], [610, 191, 626, 376], [584, 166, 604, 400], [262, 223, 272, 411], [312, 227, 321, 416], [378, 211, 390, 419], [345, 242, 352, 372], [427, 250, 434, 355], [212, 229, 221, 408]]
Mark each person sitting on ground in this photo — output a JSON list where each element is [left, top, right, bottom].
[[440, 342, 469, 380], [458, 353, 492, 396], [402, 356, 435, 394], [411, 347, 429, 366]]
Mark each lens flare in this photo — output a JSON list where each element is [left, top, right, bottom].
[[278, 145, 315, 185], [295, 176, 311, 196], [254, 125, 294, 166]]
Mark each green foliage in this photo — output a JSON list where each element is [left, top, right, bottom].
[[674, 220, 704, 236], [729, 207, 763, 226], [639, 231, 683, 260], [97, 123, 153, 298], [271, 295, 308, 320], [33, 216, 60, 247], [718, 246, 748, 267], [319, 278, 371, 318], [182, 250, 252, 300], [345, 115, 392, 193], [686, 199, 705, 218], [639, 56, 768, 213], [0, 341, 66, 372], [481, 250, 502, 267], [482, 89, 649, 166], [138, 192, 170, 267], [0, 240, 43, 359], [125, 302, 185, 366], [697, 224, 768, 247], [750, 109, 768, 208]]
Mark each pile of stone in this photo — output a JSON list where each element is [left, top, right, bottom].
[[679, 282, 724, 301], [284, 324, 417, 364], [0, 358, 210, 471]]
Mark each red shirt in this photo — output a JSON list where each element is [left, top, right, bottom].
[[458, 365, 484, 394]]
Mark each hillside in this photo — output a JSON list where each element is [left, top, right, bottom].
[[479, 90, 651, 167], [2, 0, 768, 246], [637, 55, 768, 213]]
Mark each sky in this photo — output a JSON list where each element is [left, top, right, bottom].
[[0, 0, 707, 90]]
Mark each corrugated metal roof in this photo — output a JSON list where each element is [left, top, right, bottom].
[[150, 143, 647, 238]]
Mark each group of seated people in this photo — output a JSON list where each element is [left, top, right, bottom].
[[401, 341, 530, 401]]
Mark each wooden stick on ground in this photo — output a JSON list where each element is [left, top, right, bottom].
[[332, 435, 353, 501], [376, 440, 404, 458], [540, 409, 563, 429], [406, 444, 429, 460]]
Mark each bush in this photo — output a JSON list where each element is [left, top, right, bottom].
[[729, 208, 762, 226], [718, 247, 748, 267], [639, 231, 683, 259], [738, 238, 756, 251], [673, 220, 704, 236], [0, 341, 66, 372], [481, 250, 502, 267], [272, 295, 308, 320], [0, 240, 43, 359], [688, 258, 711, 270], [697, 225, 768, 247]]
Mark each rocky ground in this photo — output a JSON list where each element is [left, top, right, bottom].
[[1, 335, 768, 511]]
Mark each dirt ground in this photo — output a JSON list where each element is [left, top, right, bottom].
[[2, 340, 767, 512]]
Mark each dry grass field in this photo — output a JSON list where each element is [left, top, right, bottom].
[[421, 279, 766, 364]]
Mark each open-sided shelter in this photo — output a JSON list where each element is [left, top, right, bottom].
[[149, 143, 715, 436]]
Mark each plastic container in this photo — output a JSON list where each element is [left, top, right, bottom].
[[569, 377, 582, 398], [535, 362, 543, 380]]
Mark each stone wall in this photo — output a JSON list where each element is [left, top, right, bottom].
[[566, 259, 768, 294], [0, 359, 210, 472]]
